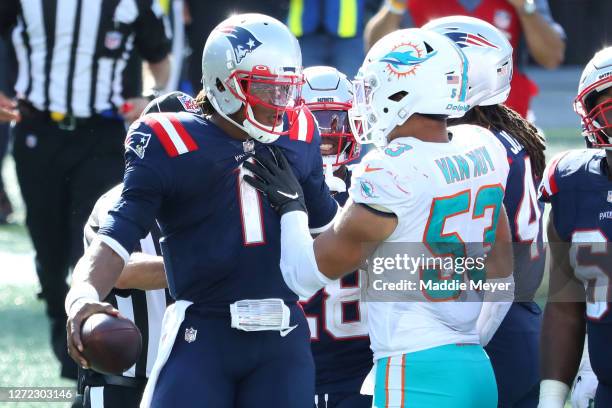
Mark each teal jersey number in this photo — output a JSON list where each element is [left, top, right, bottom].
[[421, 184, 504, 301]]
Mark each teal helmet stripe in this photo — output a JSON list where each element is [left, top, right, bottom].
[[456, 47, 469, 102]]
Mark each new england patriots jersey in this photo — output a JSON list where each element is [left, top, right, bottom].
[[539, 149, 612, 383], [301, 175, 372, 393], [98, 111, 338, 307], [492, 129, 545, 301]]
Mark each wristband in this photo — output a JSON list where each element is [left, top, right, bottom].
[[65, 283, 100, 316], [538, 379, 569, 408]]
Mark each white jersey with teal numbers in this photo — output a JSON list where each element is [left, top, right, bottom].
[[349, 124, 509, 360]]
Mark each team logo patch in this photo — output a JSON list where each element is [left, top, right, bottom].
[[385, 143, 413, 157], [444, 31, 500, 49], [104, 31, 123, 50], [607, 190, 612, 203], [177, 94, 200, 113], [218, 25, 262, 64], [360, 179, 378, 199], [380, 42, 437, 78], [125, 131, 151, 159], [185, 327, 197, 343]]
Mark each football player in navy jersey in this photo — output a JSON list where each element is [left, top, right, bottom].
[[300, 66, 372, 408], [538, 47, 612, 408], [74, 91, 198, 408], [426, 16, 548, 407], [65, 14, 338, 408]]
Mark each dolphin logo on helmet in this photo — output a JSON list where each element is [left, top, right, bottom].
[[380, 49, 437, 69]]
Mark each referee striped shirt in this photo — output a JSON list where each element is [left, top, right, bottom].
[[0, 0, 170, 118], [84, 184, 172, 379]]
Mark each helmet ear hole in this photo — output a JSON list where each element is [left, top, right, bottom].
[[215, 78, 225, 92], [388, 91, 408, 102]]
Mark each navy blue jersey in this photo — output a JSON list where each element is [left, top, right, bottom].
[[493, 129, 545, 301], [539, 149, 612, 383], [98, 111, 338, 306], [302, 171, 373, 394]]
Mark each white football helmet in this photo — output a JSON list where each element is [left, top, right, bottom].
[[348, 28, 470, 147], [423, 15, 513, 109], [302, 66, 360, 170], [574, 46, 612, 148], [201, 13, 304, 143]]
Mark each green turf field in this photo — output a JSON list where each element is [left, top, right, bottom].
[[0, 128, 584, 407]]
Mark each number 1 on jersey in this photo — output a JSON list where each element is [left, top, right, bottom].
[[237, 164, 265, 245]]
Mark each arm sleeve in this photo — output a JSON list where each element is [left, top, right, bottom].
[[133, 0, 171, 63], [0, 0, 19, 37], [301, 127, 340, 234], [97, 120, 172, 261]]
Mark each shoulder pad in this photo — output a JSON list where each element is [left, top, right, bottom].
[[139, 112, 199, 157], [349, 149, 411, 214], [538, 150, 598, 201]]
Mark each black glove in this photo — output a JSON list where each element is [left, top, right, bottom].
[[242, 146, 307, 216]]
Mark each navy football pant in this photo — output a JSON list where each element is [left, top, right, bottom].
[[596, 382, 612, 407], [151, 303, 314, 408], [314, 392, 371, 408], [485, 302, 542, 408]]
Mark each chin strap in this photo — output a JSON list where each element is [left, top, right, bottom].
[[209, 94, 281, 144], [324, 164, 347, 193]]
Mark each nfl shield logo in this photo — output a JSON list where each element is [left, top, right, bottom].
[[185, 327, 197, 343], [104, 31, 123, 50], [177, 94, 201, 113], [607, 191, 612, 203], [243, 139, 255, 153]]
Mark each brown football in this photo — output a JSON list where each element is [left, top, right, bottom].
[[81, 313, 142, 375]]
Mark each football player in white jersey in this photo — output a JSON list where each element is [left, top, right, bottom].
[[426, 16, 548, 407], [243, 28, 515, 407]]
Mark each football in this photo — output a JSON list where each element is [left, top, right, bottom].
[[81, 313, 142, 375]]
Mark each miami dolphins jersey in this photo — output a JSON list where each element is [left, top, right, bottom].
[[539, 149, 612, 383], [349, 124, 509, 359]]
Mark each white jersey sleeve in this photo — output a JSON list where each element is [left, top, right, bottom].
[[348, 147, 416, 220]]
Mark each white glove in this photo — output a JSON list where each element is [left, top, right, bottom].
[[324, 165, 347, 193]]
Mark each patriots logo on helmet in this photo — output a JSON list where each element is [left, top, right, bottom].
[[125, 131, 151, 159], [218, 25, 262, 64], [380, 42, 437, 78], [444, 31, 500, 49]]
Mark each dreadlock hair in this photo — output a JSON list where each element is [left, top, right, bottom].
[[194, 89, 216, 116], [448, 104, 546, 179]]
